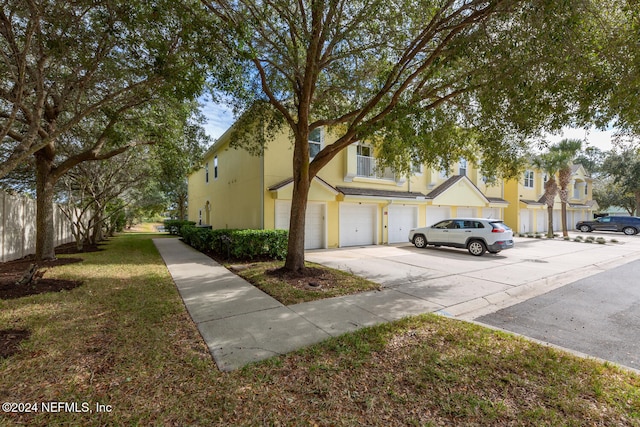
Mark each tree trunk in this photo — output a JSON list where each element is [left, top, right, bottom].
[[92, 210, 104, 243], [35, 149, 57, 261], [559, 187, 569, 237], [560, 201, 568, 237], [547, 205, 554, 238], [284, 131, 311, 273]]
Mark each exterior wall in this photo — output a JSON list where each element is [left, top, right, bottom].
[[188, 136, 263, 229], [503, 165, 596, 234], [188, 121, 597, 246]]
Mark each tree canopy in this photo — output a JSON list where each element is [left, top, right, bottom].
[[0, 0, 219, 259], [202, 0, 620, 271]]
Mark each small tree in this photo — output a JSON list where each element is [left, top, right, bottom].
[[552, 139, 583, 237], [532, 152, 562, 238], [601, 148, 640, 215]]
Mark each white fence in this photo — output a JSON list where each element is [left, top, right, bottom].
[[0, 190, 75, 262]]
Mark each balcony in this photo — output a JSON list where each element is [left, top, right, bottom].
[[357, 155, 395, 180]]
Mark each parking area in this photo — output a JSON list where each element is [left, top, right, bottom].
[[305, 232, 640, 371], [306, 233, 640, 319]]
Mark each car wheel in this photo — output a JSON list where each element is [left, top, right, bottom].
[[413, 234, 427, 248], [468, 240, 486, 256], [579, 225, 591, 232], [623, 226, 637, 235]]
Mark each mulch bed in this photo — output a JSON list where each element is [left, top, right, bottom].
[[0, 243, 103, 358], [0, 242, 102, 300]]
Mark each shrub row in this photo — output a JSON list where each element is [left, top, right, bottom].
[[164, 220, 196, 235], [179, 225, 288, 260]]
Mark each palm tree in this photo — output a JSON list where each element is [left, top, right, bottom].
[[551, 139, 583, 237], [532, 151, 562, 238]]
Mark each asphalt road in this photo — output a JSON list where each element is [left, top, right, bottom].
[[476, 259, 640, 372]]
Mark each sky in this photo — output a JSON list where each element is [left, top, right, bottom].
[[200, 100, 617, 152]]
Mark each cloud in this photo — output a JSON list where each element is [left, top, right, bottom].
[[200, 98, 235, 140], [546, 127, 615, 151]]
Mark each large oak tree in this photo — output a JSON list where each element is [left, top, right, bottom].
[[1, 0, 218, 259], [202, 0, 617, 272]]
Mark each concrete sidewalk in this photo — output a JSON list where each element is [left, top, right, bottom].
[[154, 238, 441, 371], [154, 236, 640, 372]]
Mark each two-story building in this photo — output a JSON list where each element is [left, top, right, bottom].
[[504, 164, 596, 234], [188, 125, 596, 248]]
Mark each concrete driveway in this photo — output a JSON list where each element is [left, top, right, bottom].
[[306, 233, 640, 320], [307, 233, 640, 328]]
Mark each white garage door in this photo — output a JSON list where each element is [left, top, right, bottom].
[[520, 209, 531, 233], [457, 208, 476, 218], [483, 208, 500, 219], [537, 210, 546, 233], [275, 201, 325, 249], [340, 203, 377, 247], [388, 205, 418, 243], [426, 206, 450, 226]]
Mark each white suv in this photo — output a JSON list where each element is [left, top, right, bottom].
[[408, 218, 514, 256]]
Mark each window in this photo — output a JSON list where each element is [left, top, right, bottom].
[[214, 156, 218, 179], [439, 168, 448, 179], [524, 170, 534, 188], [459, 158, 467, 176], [585, 183, 588, 195], [205, 162, 209, 183], [411, 162, 423, 175], [356, 144, 371, 157], [309, 127, 322, 158]]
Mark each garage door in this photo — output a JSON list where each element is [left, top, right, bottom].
[[340, 203, 377, 247], [426, 206, 450, 226], [520, 209, 531, 233], [388, 205, 418, 243], [275, 201, 325, 249], [483, 208, 500, 219], [457, 208, 476, 218], [537, 210, 546, 233]]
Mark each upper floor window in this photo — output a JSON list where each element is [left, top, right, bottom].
[[524, 170, 534, 188], [356, 143, 371, 157], [205, 162, 209, 183], [439, 168, 448, 179], [309, 127, 322, 159], [214, 156, 218, 179], [411, 162, 423, 175], [458, 158, 467, 176]]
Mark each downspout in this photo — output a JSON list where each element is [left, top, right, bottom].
[[260, 151, 265, 229]]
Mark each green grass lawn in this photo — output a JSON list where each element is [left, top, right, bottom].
[[1, 233, 638, 426]]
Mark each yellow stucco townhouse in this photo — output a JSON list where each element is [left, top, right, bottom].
[[504, 164, 597, 234], [187, 124, 512, 249]]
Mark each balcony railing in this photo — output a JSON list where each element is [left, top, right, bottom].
[[357, 155, 395, 180]]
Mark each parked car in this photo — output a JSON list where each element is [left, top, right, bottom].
[[408, 218, 514, 256], [575, 216, 640, 235]]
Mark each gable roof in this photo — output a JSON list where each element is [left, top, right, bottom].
[[268, 176, 340, 195], [425, 175, 500, 207]]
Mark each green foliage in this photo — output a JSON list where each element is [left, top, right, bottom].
[[600, 148, 640, 215], [164, 220, 197, 235], [180, 226, 288, 260]]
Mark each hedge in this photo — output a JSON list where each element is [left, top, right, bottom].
[[179, 225, 288, 261], [164, 220, 196, 235]]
